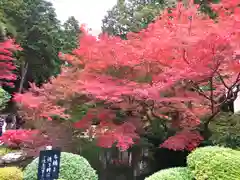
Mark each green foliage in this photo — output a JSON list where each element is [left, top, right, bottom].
[[0, 88, 11, 111], [0, 167, 23, 180], [102, 0, 173, 37], [209, 113, 240, 149], [69, 103, 95, 123], [145, 167, 193, 180], [77, 139, 104, 171], [16, 0, 64, 84], [194, 0, 219, 19], [187, 146, 240, 180], [0, 0, 80, 85], [0, 147, 17, 156], [61, 16, 81, 54], [0, 0, 22, 38], [24, 152, 98, 180], [146, 146, 240, 180]]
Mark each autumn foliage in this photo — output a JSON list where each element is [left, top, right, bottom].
[[0, 129, 39, 148], [0, 129, 50, 156], [0, 39, 21, 87], [15, 0, 240, 151]]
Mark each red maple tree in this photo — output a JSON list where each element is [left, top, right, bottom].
[[0, 38, 22, 87], [14, 0, 240, 151]]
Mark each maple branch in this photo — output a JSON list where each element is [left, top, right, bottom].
[[232, 73, 240, 89], [189, 80, 217, 104], [196, 55, 222, 135], [142, 100, 168, 133], [223, 73, 240, 103], [202, 110, 219, 139], [188, 16, 192, 35], [204, 49, 222, 114], [151, 110, 168, 133], [209, 77, 214, 114], [203, 73, 240, 134], [188, 52, 221, 103], [182, 49, 190, 65], [191, 84, 212, 101], [216, 72, 229, 89]]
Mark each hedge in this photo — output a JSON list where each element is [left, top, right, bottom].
[[145, 167, 194, 180], [24, 152, 98, 180], [0, 167, 23, 180], [187, 146, 240, 180]]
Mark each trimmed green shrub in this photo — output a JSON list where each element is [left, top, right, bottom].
[[145, 167, 194, 180], [0, 167, 23, 180], [24, 152, 98, 180], [187, 146, 240, 180]]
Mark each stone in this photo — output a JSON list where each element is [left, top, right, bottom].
[[1, 151, 26, 164]]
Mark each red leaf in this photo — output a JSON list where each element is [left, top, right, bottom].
[[13, 1, 240, 152], [160, 130, 203, 151], [0, 39, 22, 86]]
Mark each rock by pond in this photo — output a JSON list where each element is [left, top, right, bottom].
[[0, 151, 26, 164]]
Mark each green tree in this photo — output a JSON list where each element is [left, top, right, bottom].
[[0, 0, 22, 38], [101, 0, 176, 37], [61, 16, 81, 53], [16, 0, 64, 87], [0, 0, 80, 91]]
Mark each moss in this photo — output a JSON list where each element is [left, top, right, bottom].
[[0, 147, 17, 156], [145, 167, 194, 180], [0, 167, 23, 180], [187, 146, 240, 180], [24, 152, 98, 180]]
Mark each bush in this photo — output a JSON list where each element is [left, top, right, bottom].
[[145, 167, 193, 180], [0, 88, 11, 111], [209, 113, 240, 149], [187, 146, 240, 180], [24, 152, 98, 180], [0, 167, 23, 180]]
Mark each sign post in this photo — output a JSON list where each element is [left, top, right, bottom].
[[37, 146, 61, 180]]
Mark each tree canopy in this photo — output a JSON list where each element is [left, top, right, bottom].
[[14, 0, 240, 152]]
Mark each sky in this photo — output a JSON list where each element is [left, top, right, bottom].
[[48, 0, 117, 35]]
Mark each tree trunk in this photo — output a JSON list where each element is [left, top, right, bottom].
[[18, 62, 28, 93]]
